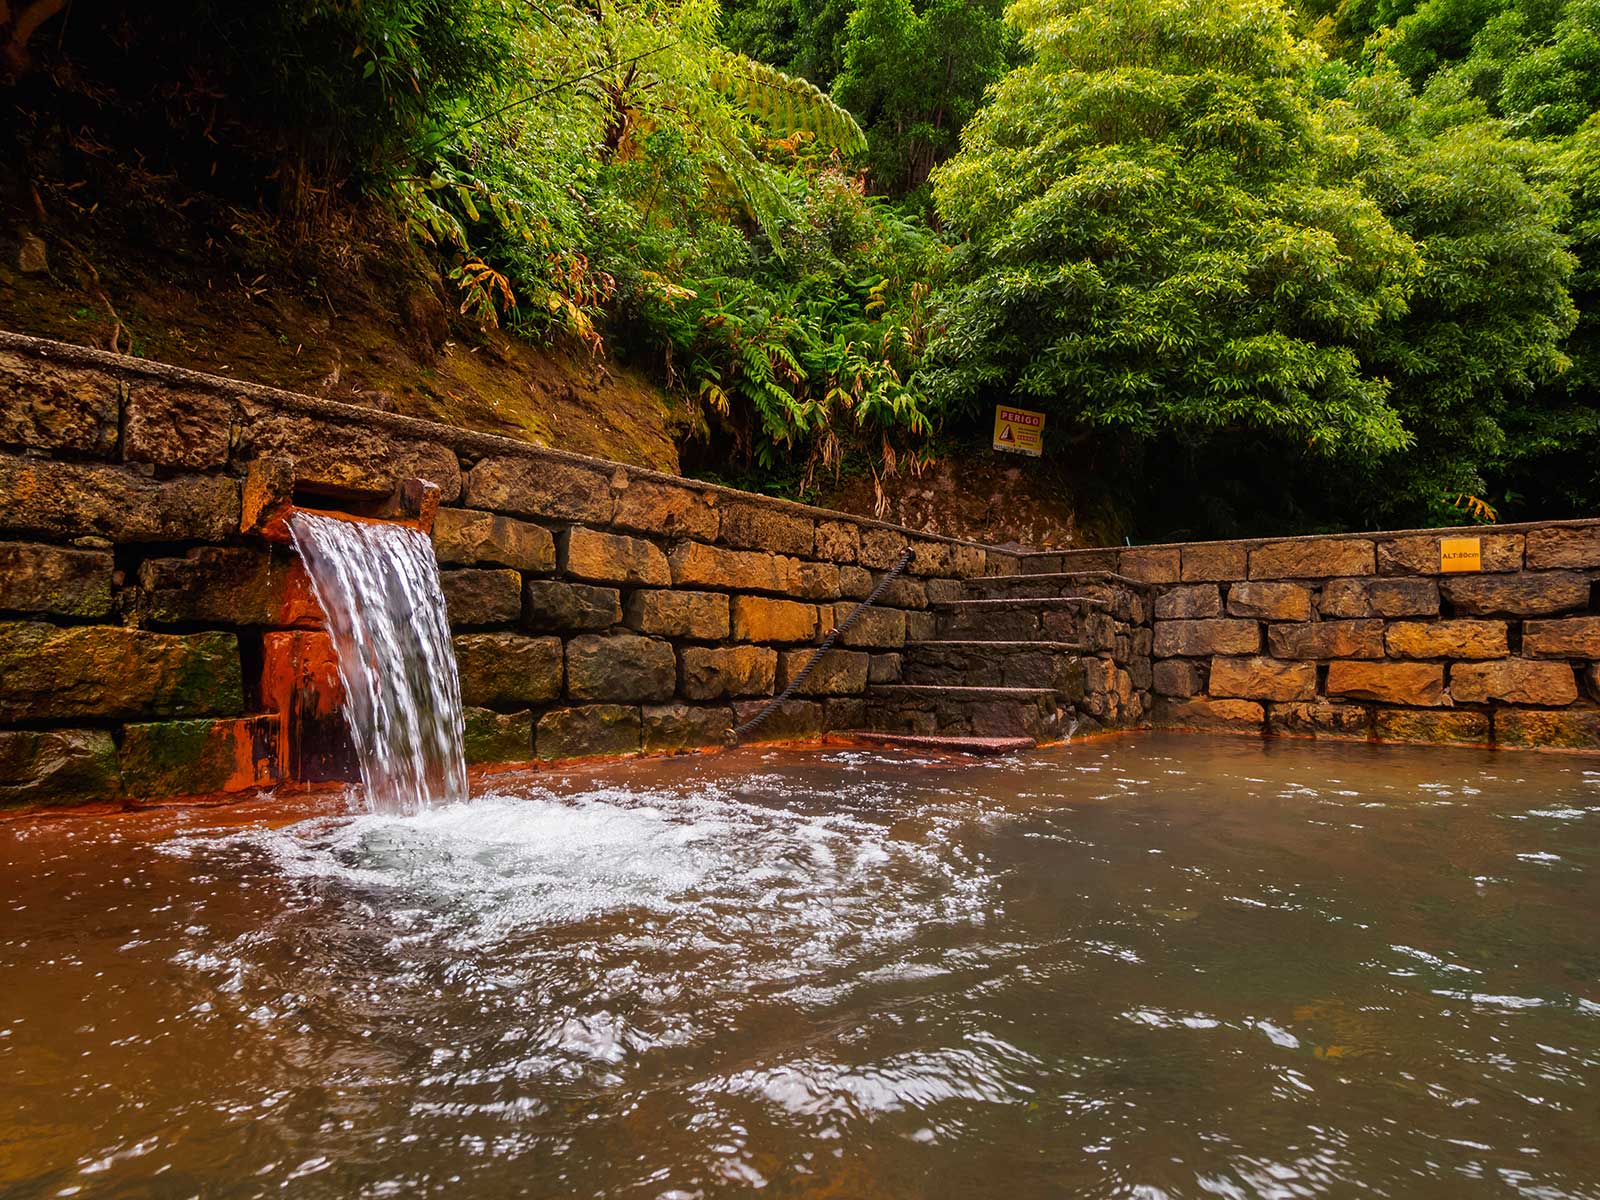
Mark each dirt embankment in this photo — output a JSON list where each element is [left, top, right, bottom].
[[0, 203, 687, 475]]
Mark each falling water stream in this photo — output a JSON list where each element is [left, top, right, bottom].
[[287, 511, 467, 815]]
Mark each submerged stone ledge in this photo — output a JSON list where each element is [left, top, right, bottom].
[[0, 329, 1598, 811]]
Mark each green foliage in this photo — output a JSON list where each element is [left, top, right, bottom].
[[926, 0, 1422, 464], [832, 0, 1014, 200]]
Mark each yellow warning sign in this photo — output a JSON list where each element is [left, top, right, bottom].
[[993, 406, 1045, 457], [1440, 537, 1482, 573]]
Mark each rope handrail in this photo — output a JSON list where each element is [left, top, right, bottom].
[[726, 547, 916, 744]]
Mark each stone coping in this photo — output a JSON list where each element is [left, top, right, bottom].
[[0, 330, 1024, 556], [1034, 515, 1600, 557]]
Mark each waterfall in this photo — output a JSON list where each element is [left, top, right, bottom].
[[288, 511, 468, 815]]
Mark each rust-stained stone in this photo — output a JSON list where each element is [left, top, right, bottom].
[[537, 704, 641, 760], [1384, 619, 1509, 660], [625, 590, 730, 640], [566, 634, 677, 703], [679, 645, 777, 700], [718, 501, 813, 557], [0, 622, 242, 721], [463, 708, 533, 763], [0, 352, 118, 456], [1523, 525, 1600, 570], [826, 603, 906, 649], [1268, 620, 1384, 660], [1326, 660, 1448, 706], [560, 527, 670, 586], [464, 456, 610, 522], [1377, 533, 1524, 575], [1181, 542, 1249, 582], [239, 407, 462, 502], [610, 475, 718, 541], [1154, 584, 1222, 619], [1153, 658, 1205, 697], [1374, 709, 1490, 746], [669, 541, 785, 592], [1320, 577, 1440, 618], [731, 698, 824, 741], [0, 728, 120, 807], [0, 456, 240, 542], [859, 527, 909, 569], [432, 508, 554, 572], [1153, 618, 1260, 657], [1440, 572, 1590, 616], [454, 633, 562, 707], [643, 704, 734, 753], [1522, 617, 1600, 659], [123, 384, 234, 469], [138, 546, 294, 626], [1226, 581, 1312, 622], [1208, 656, 1317, 701], [814, 520, 861, 563], [441, 569, 522, 626], [1495, 708, 1600, 751], [777, 648, 870, 695], [0, 542, 113, 617], [1450, 660, 1578, 707], [731, 596, 818, 643], [1153, 696, 1265, 730], [1266, 701, 1371, 739], [523, 579, 620, 632], [119, 716, 281, 798], [1250, 538, 1375, 579], [1120, 547, 1181, 583]]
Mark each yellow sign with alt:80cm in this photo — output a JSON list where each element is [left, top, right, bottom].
[[1440, 537, 1482, 573]]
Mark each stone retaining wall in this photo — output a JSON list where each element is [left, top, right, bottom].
[[1033, 525, 1600, 749], [0, 333, 1022, 808]]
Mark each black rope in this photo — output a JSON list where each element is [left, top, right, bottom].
[[727, 547, 917, 744]]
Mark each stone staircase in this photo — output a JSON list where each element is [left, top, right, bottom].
[[854, 570, 1154, 746]]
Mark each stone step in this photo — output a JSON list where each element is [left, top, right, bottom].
[[865, 684, 1069, 741], [963, 570, 1150, 597], [901, 640, 1086, 693], [933, 596, 1108, 641], [827, 731, 1036, 756]]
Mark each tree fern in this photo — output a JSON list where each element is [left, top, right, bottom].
[[709, 48, 867, 155]]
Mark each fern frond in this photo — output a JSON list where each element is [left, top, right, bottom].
[[708, 49, 867, 155]]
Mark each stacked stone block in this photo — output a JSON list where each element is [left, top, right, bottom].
[[0, 334, 1017, 808], [1040, 527, 1600, 748]]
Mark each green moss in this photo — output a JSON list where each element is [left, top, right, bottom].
[[462, 708, 534, 764]]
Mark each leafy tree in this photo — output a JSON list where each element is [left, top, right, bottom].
[[831, 0, 1013, 200], [925, 0, 1422, 466]]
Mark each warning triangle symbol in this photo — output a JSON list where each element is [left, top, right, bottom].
[[999, 425, 1014, 442]]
